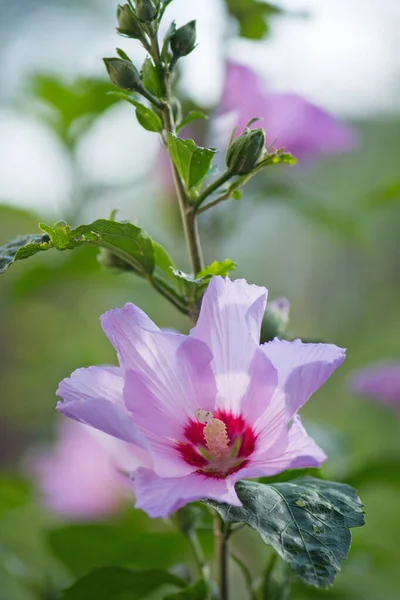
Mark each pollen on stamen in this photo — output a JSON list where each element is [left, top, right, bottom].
[[196, 409, 230, 457]]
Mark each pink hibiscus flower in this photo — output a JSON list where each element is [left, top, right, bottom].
[[350, 362, 400, 412], [56, 277, 345, 519], [30, 418, 149, 520], [219, 62, 357, 161]]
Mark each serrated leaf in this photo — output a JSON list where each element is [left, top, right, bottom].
[[0, 219, 155, 277], [164, 579, 208, 599], [207, 477, 364, 588], [60, 567, 186, 600], [197, 259, 236, 280], [176, 111, 208, 134], [167, 133, 217, 190], [141, 57, 163, 98], [0, 233, 51, 274]]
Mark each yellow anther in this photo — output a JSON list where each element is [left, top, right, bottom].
[[196, 409, 230, 457]]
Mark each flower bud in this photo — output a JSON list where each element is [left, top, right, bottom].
[[170, 20, 197, 58], [103, 58, 142, 91], [261, 297, 290, 342], [135, 0, 157, 22], [116, 4, 142, 38], [226, 127, 266, 175]]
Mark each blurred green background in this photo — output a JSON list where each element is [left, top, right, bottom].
[[0, 0, 399, 599]]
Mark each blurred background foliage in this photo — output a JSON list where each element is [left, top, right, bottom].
[[0, 0, 399, 599]]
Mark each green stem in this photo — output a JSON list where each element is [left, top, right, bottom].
[[150, 29, 204, 276], [231, 554, 256, 600], [214, 514, 230, 600], [194, 170, 233, 210], [148, 275, 188, 314], [187, 529, 212, 589]]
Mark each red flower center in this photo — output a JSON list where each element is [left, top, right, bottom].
[[176, 409, 256, 479]]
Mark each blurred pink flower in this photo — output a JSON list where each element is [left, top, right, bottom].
[[56, 277, 345, 519], [219, 62, 357, 161], [31, 418, 149, 520], [350, 362, 400, 412]]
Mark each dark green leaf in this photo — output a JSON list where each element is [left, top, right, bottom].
[[164, 579, 208, 599], [167, 133, 217, 190], [0, 233, 51, 274], [141, 56, 163, 98], [60, 567, 186, 600], [207, 477, 364, 588], [176, 111, 208, 134], [1, 219, 155, 277], [259, 468, 325, 485]]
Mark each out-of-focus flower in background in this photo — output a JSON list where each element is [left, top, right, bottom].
[[218, 62, 357, 162], [29, 418, 149, 521], [350, 362, 400, 413]]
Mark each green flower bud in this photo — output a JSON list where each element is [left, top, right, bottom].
[[135, 0, 157, 22], [261, 297, 290, 342], [170, 20, 197, 58], [226, 127, 266, 175], [116, 4, 142, 38], [103, 58, 142, 91]]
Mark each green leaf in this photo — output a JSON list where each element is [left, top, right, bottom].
[[141, 56, 163, 98], [116, 48, 133, 62], [0, 219, 155, 277], [0, 475, 32, 517], [167, 133, 217, 190], [362, 179, 400, 208], [164, 579, 208, 599], [0, 233, 51, 274], [49, 512, 192, 577], [60, 567, 187, 600], [225, 0, 284, 39], [171, 260, 237, 303], [110, 91, 163, 133], [30, 75, 121, 147], [176, 111, 208, 134], [207, 477, 364, 588]]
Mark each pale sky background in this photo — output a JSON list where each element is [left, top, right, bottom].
[[0, 0, 399, 214]]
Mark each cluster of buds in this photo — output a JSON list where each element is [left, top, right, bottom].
[[104, 1, 198, 103]]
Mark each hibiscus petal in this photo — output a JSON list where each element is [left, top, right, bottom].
[[102, 304, 217, 419], [56, 366, 148, 451], [132, 468, 241, 519], [238, 416, 325, 480], [263, 339, 346, 417], [191, 277, 268, 413]]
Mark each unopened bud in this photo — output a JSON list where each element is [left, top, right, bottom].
[[135, 0, 157, 22], [261, 297, 290, 342], [226, 127, 266, 175], [170, 20, 197, 58], [103, 58, 142, 91], [116, 4, 142, 38]]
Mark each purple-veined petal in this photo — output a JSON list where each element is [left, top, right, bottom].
[[102, 304, 217, 419], [263, 339, 346, 418], [132, 468, 241, 519], [191, 277, 267, 413], [56, 366, 148, 451]]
